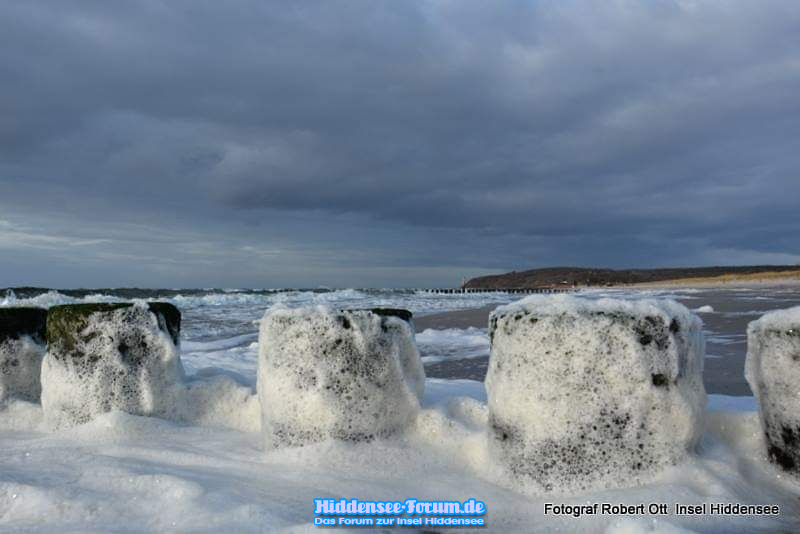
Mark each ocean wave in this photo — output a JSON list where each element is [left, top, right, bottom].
[[416, 327, 490, 363], [1, 290, 125, 308]]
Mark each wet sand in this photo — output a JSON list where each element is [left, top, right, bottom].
[[413, 288, 800, 396], [414, 306, 495, 331]]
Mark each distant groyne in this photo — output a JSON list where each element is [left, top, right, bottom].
[[423, 287, 576, 295]]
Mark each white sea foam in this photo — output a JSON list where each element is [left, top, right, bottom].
[[181, 332, 258, 353], [1, 380, 798, 532], [486, 295, 706, 493], [257, 306, 424, 448], [172, 373, 261, 433], [1, 288, 520, 317], [181, 342, 259, 386], [748, 305, 800, 332], [0, 336, 45, 403], [1, 290, 123, 309], [2, 289, 800, 530], [41, 304, 185, 429], [180, 325, 491, 381], [38, 303, 261, 433], [706, 333, 746, 345], [746, 306, 800, 474], [415, 326, 489, 363]]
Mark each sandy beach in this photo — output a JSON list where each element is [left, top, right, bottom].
[[617, 271, 800, 289], [414, 305, 495, 330]]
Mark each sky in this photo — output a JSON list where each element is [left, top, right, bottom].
[[1, 0, 799, 289]]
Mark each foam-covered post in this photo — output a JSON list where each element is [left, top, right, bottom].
[[41, 302, 183, 428], [0, 307, 48, 402], [258, 306, 424, 448], [486, 295, 705, 492], [746, 306, 800, 474]]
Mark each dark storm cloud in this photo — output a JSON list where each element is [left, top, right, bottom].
[[1, 1, 799, 287]]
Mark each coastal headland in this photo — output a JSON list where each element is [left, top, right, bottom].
[[463, 265, 800, 290]]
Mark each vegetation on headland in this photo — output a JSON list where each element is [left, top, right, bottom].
[[463, 266, 800, 290]]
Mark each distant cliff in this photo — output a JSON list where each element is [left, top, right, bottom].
[[463, 265, 800, 289]]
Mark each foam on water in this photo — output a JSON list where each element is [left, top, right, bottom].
[[1, 290, 123, 309], [2, 286, 759, 363], [3, 288, 525, 351], [2, 288, 520, 317], [181, 342, 259, 386], [415, 326, 489, 363], [181, 332, 258, 353]]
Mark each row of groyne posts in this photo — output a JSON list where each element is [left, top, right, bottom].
[[424, 287, 575, 294], [0, 299, 797, 491]]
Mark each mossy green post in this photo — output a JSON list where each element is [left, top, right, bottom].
[[47, 303, 180, 363]]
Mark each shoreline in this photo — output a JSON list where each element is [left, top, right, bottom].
[[623, 275, 800, 290], [413, 285, 800, 396], [456, 275, 800, 295], [415, 278, 800, 331], [414, 306, 496, 331], [465, 267, 800, 291]]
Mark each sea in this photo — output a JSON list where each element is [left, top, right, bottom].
[[4, 285, 800, 395], [3, 285, 800, 531]]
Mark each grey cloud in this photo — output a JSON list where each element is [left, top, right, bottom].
[[1, 1, 799, 287]]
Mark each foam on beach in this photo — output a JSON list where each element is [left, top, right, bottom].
[[746, 305, 800, 473], [2, 379, 798, 532], [486, 295, 706, 492], [258, 306, 424, 448], [37, 302, 261, 432]]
